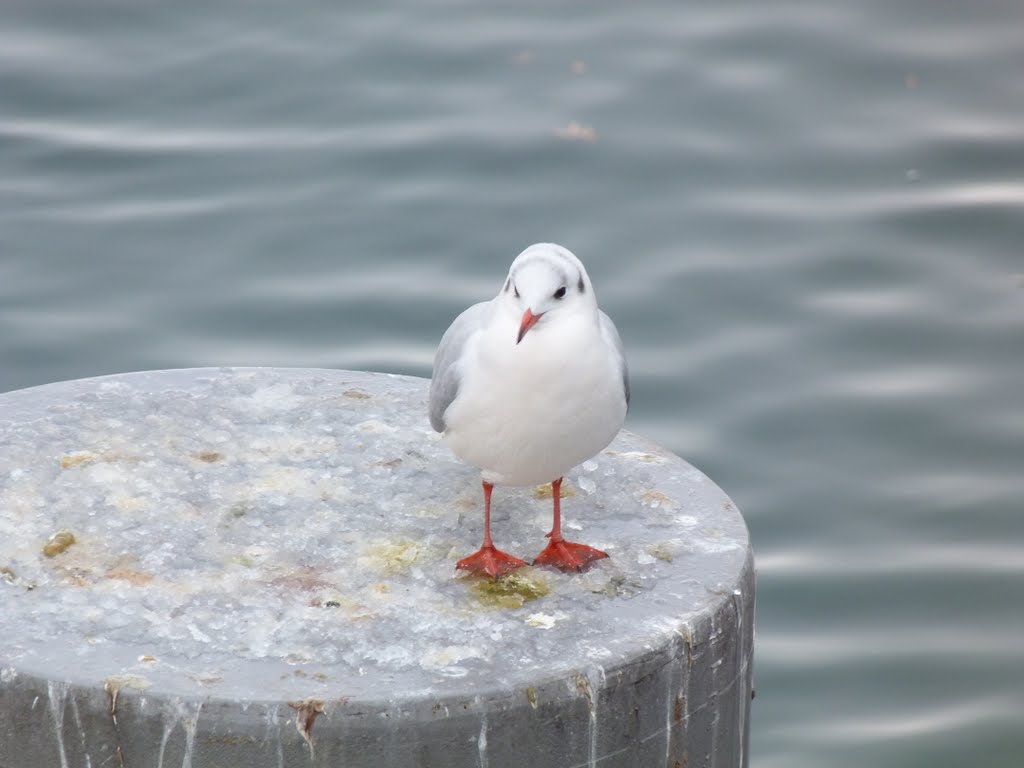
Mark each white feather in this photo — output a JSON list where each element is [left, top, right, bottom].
[[429, 243, 628, 486]]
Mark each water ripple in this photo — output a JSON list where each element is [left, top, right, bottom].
[[809, 695, 1021, 743], [1, 118, 351, 153], [758, 544, 1024, 578]]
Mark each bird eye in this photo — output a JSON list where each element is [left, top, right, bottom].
[[553, 286, 567, 300]]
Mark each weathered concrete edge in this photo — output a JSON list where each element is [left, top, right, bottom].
[[0, 548, 753, 767]]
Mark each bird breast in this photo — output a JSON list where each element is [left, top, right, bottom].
[[442, 311, 627, 486]]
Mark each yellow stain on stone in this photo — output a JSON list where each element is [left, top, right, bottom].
[[645, 543, 675, 562], [621, 451, 666, 464], [357, 419, 395, 433], [193, 451, 224, 463], [525, 612, 558, 629], [343, 389, 372, 399], [293, 669, 330, 683], [105, 674, 151, 718], [357, 539, 421, 575], [61, 451, 143, 469], [192, 673, 224, 686], [105, 674, 150, 695], [109, 493, 145, 513], [641, 489, 678, 509], [526, 686, 539, 709], [289, 699, 325, 756], [42, 529, 76, 557], [469, 570, 550, 610], [60, 452, 97, 469], [534, 481, 577, 499], [105, 565, 154, 585]]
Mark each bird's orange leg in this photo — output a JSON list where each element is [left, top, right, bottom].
[[533, 477, 608, 571], [456, 481, 525, 579]]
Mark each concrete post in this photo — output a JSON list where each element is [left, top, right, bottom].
[[0, 368, 754, 767]]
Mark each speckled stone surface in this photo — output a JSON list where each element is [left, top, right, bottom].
[[0, 368, 754, 768]]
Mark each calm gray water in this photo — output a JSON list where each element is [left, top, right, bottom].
[[2, 2, 1022, 765]]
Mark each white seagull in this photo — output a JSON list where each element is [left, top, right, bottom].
[[430, 243, 629, 578]]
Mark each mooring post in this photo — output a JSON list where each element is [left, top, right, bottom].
[[0, 368, 753, 767]]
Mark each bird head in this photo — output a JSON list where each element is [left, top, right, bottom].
[[499, 243, 596, 344]]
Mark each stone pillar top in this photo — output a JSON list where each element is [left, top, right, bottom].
[[0, 367, 751, 706]]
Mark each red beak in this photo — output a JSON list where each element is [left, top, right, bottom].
[[517, 309, 544, 344]]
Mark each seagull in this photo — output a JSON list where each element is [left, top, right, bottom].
[[430, 243, 629, 578]]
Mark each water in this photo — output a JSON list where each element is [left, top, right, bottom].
[[2, 1, 1022, 765]]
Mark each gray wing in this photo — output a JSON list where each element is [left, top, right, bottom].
[[599, 310, 630, 408], [429, 300, 494, 432]]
